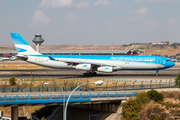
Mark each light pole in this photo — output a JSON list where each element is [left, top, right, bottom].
[[64, 80, 104, 120], [44, 82, 65, 120]]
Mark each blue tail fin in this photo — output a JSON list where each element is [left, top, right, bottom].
[[10, 33, 41, 55]]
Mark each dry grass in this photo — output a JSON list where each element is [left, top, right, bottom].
[[0, 63, 44, 69], [0, 106, 44, 116], [0, 78, 127, 90]]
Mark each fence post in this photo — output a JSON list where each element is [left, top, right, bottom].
[[30, 82, 33, 92], [169, 79, 172, 87], [124, 81, 127, 90], [141, 80, 144, 89], [150, 80, 153, 88], [86, 80, 89, 90], [54, 82, 56, 92], [106, 82, 109, 91], [76, 82, 79, 87], [42, 81, 45, 92], [159, 80, 162, 87], [17, 82, 20, 92], [4, 82, 7, 93], [115, 81, 118, 90], [133, 80, 137, 89], [64, 81, 68, 91]]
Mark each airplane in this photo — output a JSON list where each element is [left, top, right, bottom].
[[0, 54, 10, 62], [10, 33, 175, 76]]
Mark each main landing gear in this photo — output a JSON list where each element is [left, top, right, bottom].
[[83, 71, 97, 77], [155, 70, 159, 76]]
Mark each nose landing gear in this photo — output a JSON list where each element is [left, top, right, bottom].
[[155, 70, 159, 76]]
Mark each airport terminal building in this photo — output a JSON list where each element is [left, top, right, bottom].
[[0, 49, 139, 56]]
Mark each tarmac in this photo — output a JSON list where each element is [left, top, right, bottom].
[[0, 61, 179, 81]]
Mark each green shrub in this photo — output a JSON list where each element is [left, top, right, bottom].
[[154, 116, 159, 120], [121, 98, 140, 120], [37, 117, 46, 120], [161, 108, 165, 112], [167, 93, 174, 98], [136, 92, 149, 105], [9, 76, 16, 85], [147, 89, 164, 102]]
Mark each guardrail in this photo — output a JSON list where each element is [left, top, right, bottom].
[[0, 83, 175, 93], [0, 92, 137, 106]]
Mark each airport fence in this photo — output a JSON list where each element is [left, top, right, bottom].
[[0, 83, 176, 93], [103, 78, 174, 83]]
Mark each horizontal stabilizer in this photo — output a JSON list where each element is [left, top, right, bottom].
[[48, 56, 56, 60]]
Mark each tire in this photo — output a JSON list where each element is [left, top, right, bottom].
[[155, 73, 159, 76], [92, 72, 97, 76], [83, 73, 87, 77]]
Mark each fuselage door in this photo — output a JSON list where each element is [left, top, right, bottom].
[[39, 57, 43, 62], [157, 58, 161, 64]]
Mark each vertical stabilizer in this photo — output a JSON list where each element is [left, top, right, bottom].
[[10, 33, 41, 55]]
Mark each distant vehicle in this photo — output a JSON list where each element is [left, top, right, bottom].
[[169, 54, 178, 62], [10, 33, 175, 76], [9, 56, 17, 61]]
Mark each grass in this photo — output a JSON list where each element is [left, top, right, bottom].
[[0, 77, 130, 92], [0, 106, 45, 116], [0, 63, 44, 69]]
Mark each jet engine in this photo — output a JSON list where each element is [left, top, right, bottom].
[[97, 66, 113, 73], [75, 64, 91, 71]]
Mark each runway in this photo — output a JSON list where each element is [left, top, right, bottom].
[[0, 68, 178, 80], [0, 61, 179, 80]]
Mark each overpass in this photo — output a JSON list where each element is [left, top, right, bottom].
[[0, 91, 136, 120]]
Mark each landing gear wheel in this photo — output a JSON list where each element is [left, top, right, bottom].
[[155, 73, 159, 76], [155, 70, 159, 76], [92, 72, 97, 76], [83, 73, 88, 77], [89, 73, 92, 76]]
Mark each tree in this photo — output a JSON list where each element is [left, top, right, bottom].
[[175, 70, 180, 87], [9, 76, 16, 85], [121, 98, 140, 120], [147, 89, 163, 102]]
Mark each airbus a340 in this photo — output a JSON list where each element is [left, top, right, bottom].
[[10, 33, 175, 76]]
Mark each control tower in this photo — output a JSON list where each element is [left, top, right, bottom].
[[32, 33, 44, 53]]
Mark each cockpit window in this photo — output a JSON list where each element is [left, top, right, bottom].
[[166, 60, 171, 62]]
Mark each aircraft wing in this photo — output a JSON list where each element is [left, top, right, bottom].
[[48, 56, 113, 67]]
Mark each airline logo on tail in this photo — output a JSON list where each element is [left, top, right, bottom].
[[10, 33, 41, 55]]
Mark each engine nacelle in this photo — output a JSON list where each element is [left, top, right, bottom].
[[75, 64, 91, 71], [97, 66, 113, 73]]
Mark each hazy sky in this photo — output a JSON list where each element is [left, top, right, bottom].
[[0, 0, 180, 45]]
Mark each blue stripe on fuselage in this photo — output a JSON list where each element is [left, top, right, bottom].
[[29, 55, 168, 64]]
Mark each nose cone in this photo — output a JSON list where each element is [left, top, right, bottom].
[[167, 61, 175, 68], [171, 61, 175, 67]]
